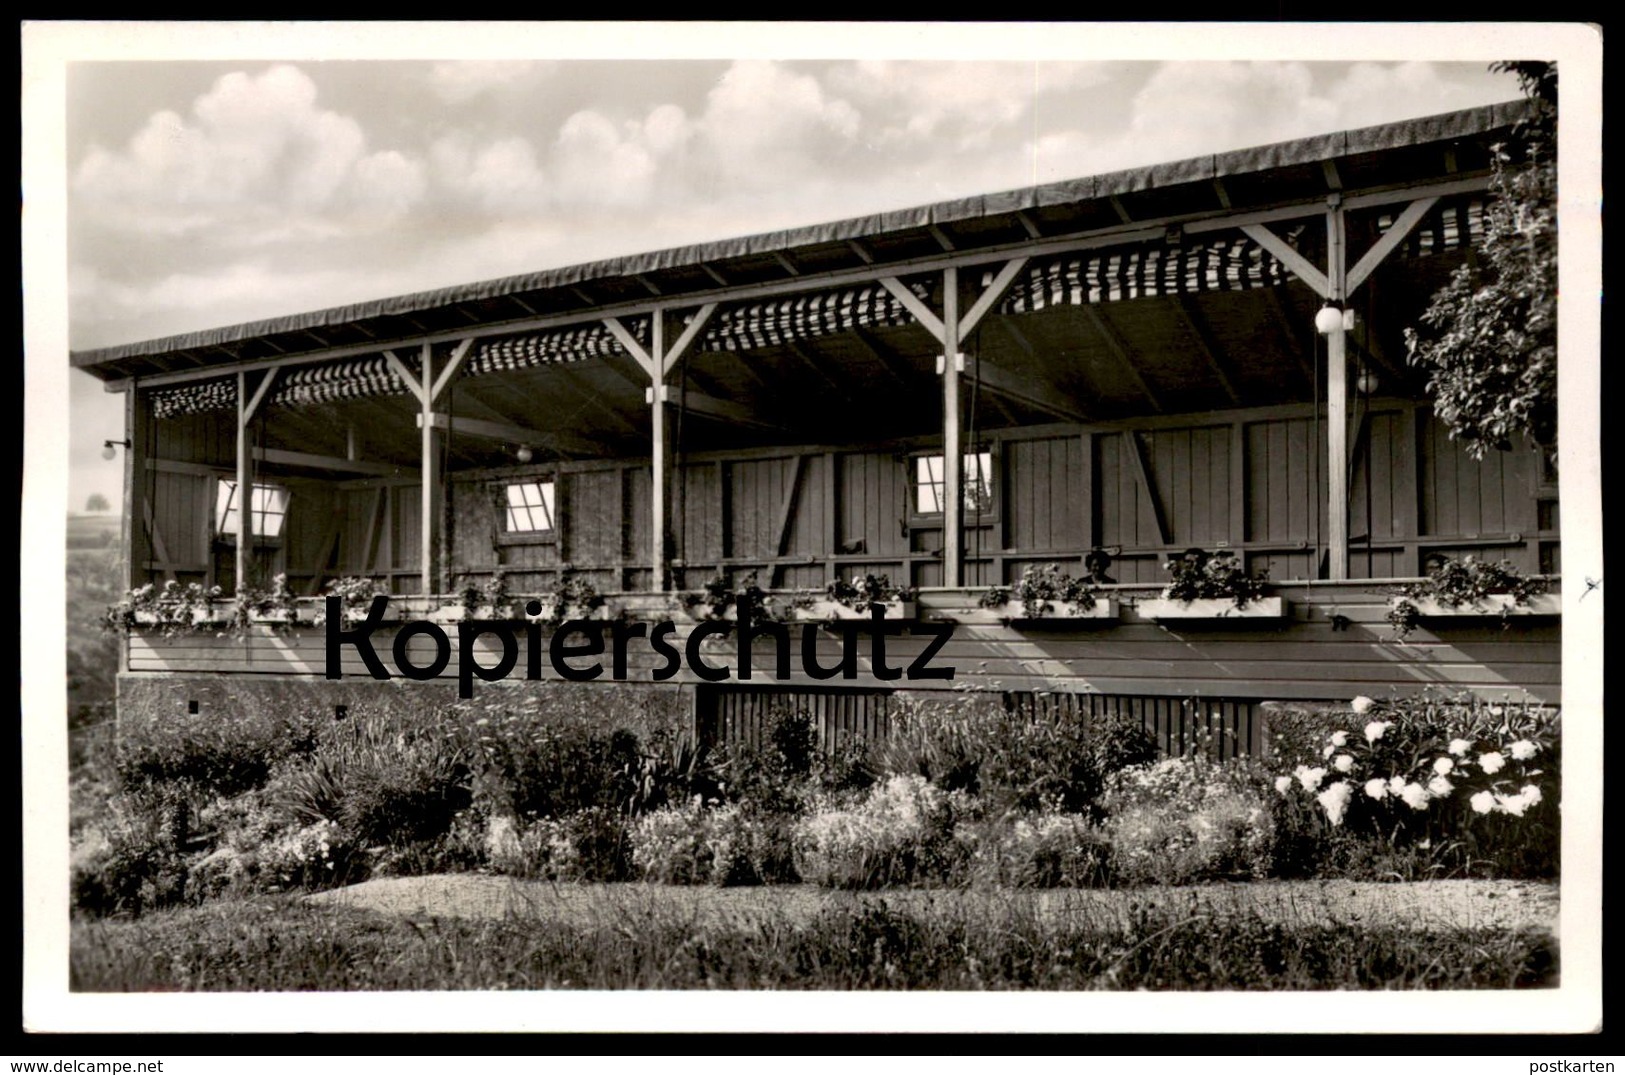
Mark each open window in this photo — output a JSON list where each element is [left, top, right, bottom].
[[497, 478, 557, 544], [215, 480, 289, 541], [912, 451, 995, 517]]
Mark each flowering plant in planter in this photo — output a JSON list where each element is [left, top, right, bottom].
[[980, 563, 1099, 619], [457, 568, 511, 621], [318, 576, 383, 626], [682, 571, 780, 626], [226, 573, 301, 636], [533, 569, 604, 626], [104, 580, 223, 638], [1386, 554, 1549, 640], [825, 573, 917, 615], [1160, 549, 1268, 606]]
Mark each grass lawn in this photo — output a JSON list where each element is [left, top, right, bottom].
[[71, 877, 1558, 992]]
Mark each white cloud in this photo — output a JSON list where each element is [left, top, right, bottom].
[[695, 61, 861, 191], [73, 64, 424, 238], [428, 60, 556, 104]]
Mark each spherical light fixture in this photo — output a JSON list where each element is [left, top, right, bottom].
[[515, 445, 533, 464], [1314, 304, 1345, 335], [101, 438, 129, 461], [1355, 369, 1379, 395]]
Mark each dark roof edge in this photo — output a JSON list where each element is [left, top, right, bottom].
[[70, 98, 1533, 371]]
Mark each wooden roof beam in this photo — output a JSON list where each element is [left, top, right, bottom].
[[784, 341, 848, 397], [418, 411, 605, 457], [1014, 210, 1043, 239], [968, 358, 1090, 424], [1171, 297, 1242, 406], [849, 328, 917, 392], [1264, 288, 1318, 392], [254, 447, 410, 477], [928, 224, 955, 252], [989, 317, 1095, 422], [1083, 305, 1163, 414], [846, 239, 875, 265], [773, 251, 802, 277]]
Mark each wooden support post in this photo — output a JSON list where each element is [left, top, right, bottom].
[[235, 370, 252, 593], [420, 343, 440, 596], [942, 266, 962, 588], [650, 314, 669, 591], [121, 384, 140, 674], [1326, 199, 1349, 582]]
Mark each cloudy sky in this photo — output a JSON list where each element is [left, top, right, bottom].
[[31, 24, 1537, 512]]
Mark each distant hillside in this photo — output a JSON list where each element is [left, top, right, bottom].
[[67, 513, 118, 550]]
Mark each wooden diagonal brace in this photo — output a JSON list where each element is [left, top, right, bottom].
[[1240, 224, 1331, 299]]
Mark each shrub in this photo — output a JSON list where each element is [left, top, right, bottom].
[[70, 785, 198, 917], [1101, 758, 1275, 885], [459, 708, 640, 821], [865, 691, 1001, 794], [631, 800, 800, 886], [489, 807, 632, 883], [791, 775, 974, 889], [1269, 692, 1560, 879], [268, 712, 472, 848], [116, 707, 321, 798], [965, 812, 1112, 888]]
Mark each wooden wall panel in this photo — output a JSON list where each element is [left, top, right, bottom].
[[124, 581, 1564, 705], [839, 452, 909, 558]]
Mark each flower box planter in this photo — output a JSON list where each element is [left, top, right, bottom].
[[1390, 594, 1560, 618], [131, 608, 228, 628], [528, 603, 613, 623], [787, 599, 918, 622], [956, 599, 1119, 625], [1136, 596, 1289, 621]]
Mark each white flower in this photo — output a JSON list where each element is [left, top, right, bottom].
[[1520, 784, 1543, 806], [1470, 790, 1497, 814], [1322, 744, 1337, 759], [1496, 792, 1529, 817], [1294, 765, 1327, 792], [1388, 775, 1408, 795], [1334, 754, 1355, 773], [1478, 752, 1506, 775], [1274, 776, 1293, 796], [1510, 740, 1539, 761], [1364, 721, 1391, 743], [1330, 730, 1349, 747], [1364, 778, 1389, 801], [1433, 757, 1454, 775], [1400, 783, 1430, 810], [1427, 775, 1454, 798], [1489, 705, 1505, 717], [1317, 781, 1353, 827], [1448, 738, 1472, 756], [1351, 696, 1376, 715]]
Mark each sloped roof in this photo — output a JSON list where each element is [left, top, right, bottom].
[[70, 98, 1533, 382]]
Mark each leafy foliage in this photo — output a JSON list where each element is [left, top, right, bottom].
[[1160, 549, 1268, 605], [981, 562, 1098, 618], [1404, 62, 1557, 460], [1386, 554, 1548, 639], [825, 573, 917, 613]]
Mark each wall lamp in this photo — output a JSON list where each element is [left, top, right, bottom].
[[1315, 303, 1357, 335], [101, 438, 131, 461]]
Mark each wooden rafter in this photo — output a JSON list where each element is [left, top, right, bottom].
[[927, 224, 955, 252], [960, 258, 1030, 338], [990, 318, 1093, 421], [1264, 288, 1318, 390], [1346, 197, 1439, 293], [1083, 305, 1163, 414], [967, 357, 1089, 424], [1171, 297, 1241, 406], [846, 240, 875, 265], [1240, 223, 1331, 298], [428, 338, 475, 404], [849, 328, 916, 392], [1014, 210, 1043, 239], [104, 172, 1495, 394], [877, 276, 945, 342], [418, 411, 603, 457], [772, 251, 801, 277]]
